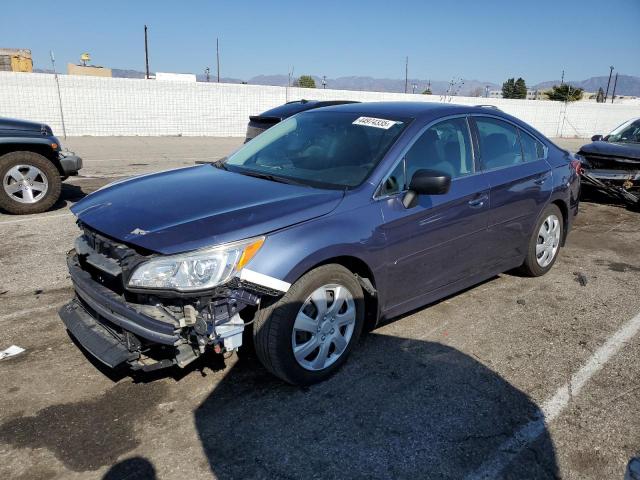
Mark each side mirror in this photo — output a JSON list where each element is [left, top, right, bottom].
[[402, 169, 451, 208], [591, 134, 603, 142]]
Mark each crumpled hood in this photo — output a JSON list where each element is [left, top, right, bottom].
[[579, 141, 640, 161], [71, 165, 344, 254]]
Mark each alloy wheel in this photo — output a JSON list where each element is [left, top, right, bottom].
[[3, 164, 49, 204]]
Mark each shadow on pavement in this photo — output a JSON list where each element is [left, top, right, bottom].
[[103, 456, 157, 480], [194, 333, 558, 479]]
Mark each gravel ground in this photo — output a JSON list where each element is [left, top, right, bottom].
[[0, 137, 638, 480]]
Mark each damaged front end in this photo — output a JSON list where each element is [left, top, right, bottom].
[[578, 154, 640, 208], [59, 225, 283, 372]]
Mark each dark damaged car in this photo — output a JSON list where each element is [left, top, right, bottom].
[[578, 118, 640, 205], [59, 102, 580, 385]]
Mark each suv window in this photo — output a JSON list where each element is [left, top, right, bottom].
[[519, 130, 545, 162], [475, 117, 523, 170], [404, 118, 474, 184]]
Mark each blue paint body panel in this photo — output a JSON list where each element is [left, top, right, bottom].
[[71, 102, 580, 322]]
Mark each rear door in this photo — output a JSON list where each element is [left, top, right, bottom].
[[377, 116, 491, 311], [470, 115, 552, 268]]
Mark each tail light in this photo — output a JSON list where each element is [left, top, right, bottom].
[[570, 155, 584, 175]]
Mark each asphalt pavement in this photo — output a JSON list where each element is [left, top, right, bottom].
[[0, 136, 638, 480]]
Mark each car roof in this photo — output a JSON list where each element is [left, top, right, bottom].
[[314, 101, 500, 120]]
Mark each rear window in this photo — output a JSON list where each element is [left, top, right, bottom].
[[519, 130, 546, 162], [475, 117, 523, 170]]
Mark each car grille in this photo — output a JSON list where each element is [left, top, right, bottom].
[[583, 154, 640, 171], [76, 224, 146, 295]]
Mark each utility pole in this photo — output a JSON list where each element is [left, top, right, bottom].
[[205, 67, 210, 82], [144, 25, 150, 79], [560, 70, 564, 85], [404, 56, 408, 93], [604, 65, 614, 102], [216, 37, 220, 82], [49, 50, 67, 139], [611, 72, 619, 104], [322, 75, 327, 89]]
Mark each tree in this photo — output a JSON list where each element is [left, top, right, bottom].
[[470, 87, 484, 97], [545, 84, 584, 102], [502, 77, 527, 99], [514, 78, 527, 99], [296, 75, 316, 88], [501, 78, 515, 98], [596, 87, 605, 103], [422, 88, 432, 95]]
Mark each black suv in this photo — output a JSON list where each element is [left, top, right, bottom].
[[0, 118, 82, 214], [245, 99, 359, 142]]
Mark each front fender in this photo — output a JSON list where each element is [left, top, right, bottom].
[[245, 201, 386, 294]]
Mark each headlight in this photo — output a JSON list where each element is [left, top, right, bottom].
[[128, 236, 265, 291]]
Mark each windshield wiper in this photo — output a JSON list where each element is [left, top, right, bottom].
[[212, 158, 228, 170], [239, 170, 305, 185]]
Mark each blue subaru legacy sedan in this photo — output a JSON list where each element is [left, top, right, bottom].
[[60, 102, 580, 385]]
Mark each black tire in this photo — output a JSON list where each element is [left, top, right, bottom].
[[519, 204, 563, 277], [0, 151, 62, 214], [253, 264, 365, 385]]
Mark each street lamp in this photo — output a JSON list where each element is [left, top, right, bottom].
[[322, 76, 327, 89], [205, 67, 210, 82]]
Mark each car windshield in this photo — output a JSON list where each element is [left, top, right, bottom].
[[608, 119, 640, 144], [225, 111, 409, 188]]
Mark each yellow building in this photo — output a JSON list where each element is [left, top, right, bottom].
[[0, 48, 33, 72], [67, 63, 112, 77]]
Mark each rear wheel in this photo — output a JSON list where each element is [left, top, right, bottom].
[[0, 151, 61, 214], [519, 204, 563, 277], [253, 264, 364, 385]]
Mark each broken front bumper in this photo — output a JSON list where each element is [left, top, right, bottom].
[[60, 252, 259, 372]]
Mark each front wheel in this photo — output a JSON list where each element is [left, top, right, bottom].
[[253, 264, 365, 385], [519, 204, 563, 277], [0, 151, 62, 214]]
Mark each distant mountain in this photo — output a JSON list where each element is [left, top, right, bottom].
[[32, 67, 640, 97], [533, 75, 640, 96]]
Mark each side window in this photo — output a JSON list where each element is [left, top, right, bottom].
[[475, 117, 523, 170], [379, 160, 405, 196], [404, 118, 474, 183], [519, 129, 545, 162]]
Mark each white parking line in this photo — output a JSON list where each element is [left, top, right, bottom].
[[466, 310, 640, 479], [0, 212, 74, 226], [0, 303, 66, 323]]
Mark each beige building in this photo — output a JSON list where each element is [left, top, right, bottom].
[[67, 63, 112, 77], [0, 48, 33, 72]]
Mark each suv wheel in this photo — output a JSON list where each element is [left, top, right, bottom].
[[0, 151, 62, 214], [253, 264, 365, 385]]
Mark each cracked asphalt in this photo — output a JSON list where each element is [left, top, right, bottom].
[[0, 137, 638, 480]]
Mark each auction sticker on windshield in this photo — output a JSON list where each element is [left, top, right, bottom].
[[352, 116, 400, 129]]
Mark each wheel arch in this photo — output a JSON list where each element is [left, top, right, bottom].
[[294, 254, 379, 333], [550, 198, 569, 246], [0, 143, 63, 175]]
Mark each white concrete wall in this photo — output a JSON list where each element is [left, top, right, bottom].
[[1, 71, 639, 138]]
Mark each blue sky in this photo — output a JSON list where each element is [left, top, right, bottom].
[[2, 0, 638, 84]]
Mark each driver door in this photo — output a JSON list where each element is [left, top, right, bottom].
[[377, 117, 491, 313]]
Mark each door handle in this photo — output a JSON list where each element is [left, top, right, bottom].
[[468, 194, 488, 208], [534, 175, 550, 185]]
